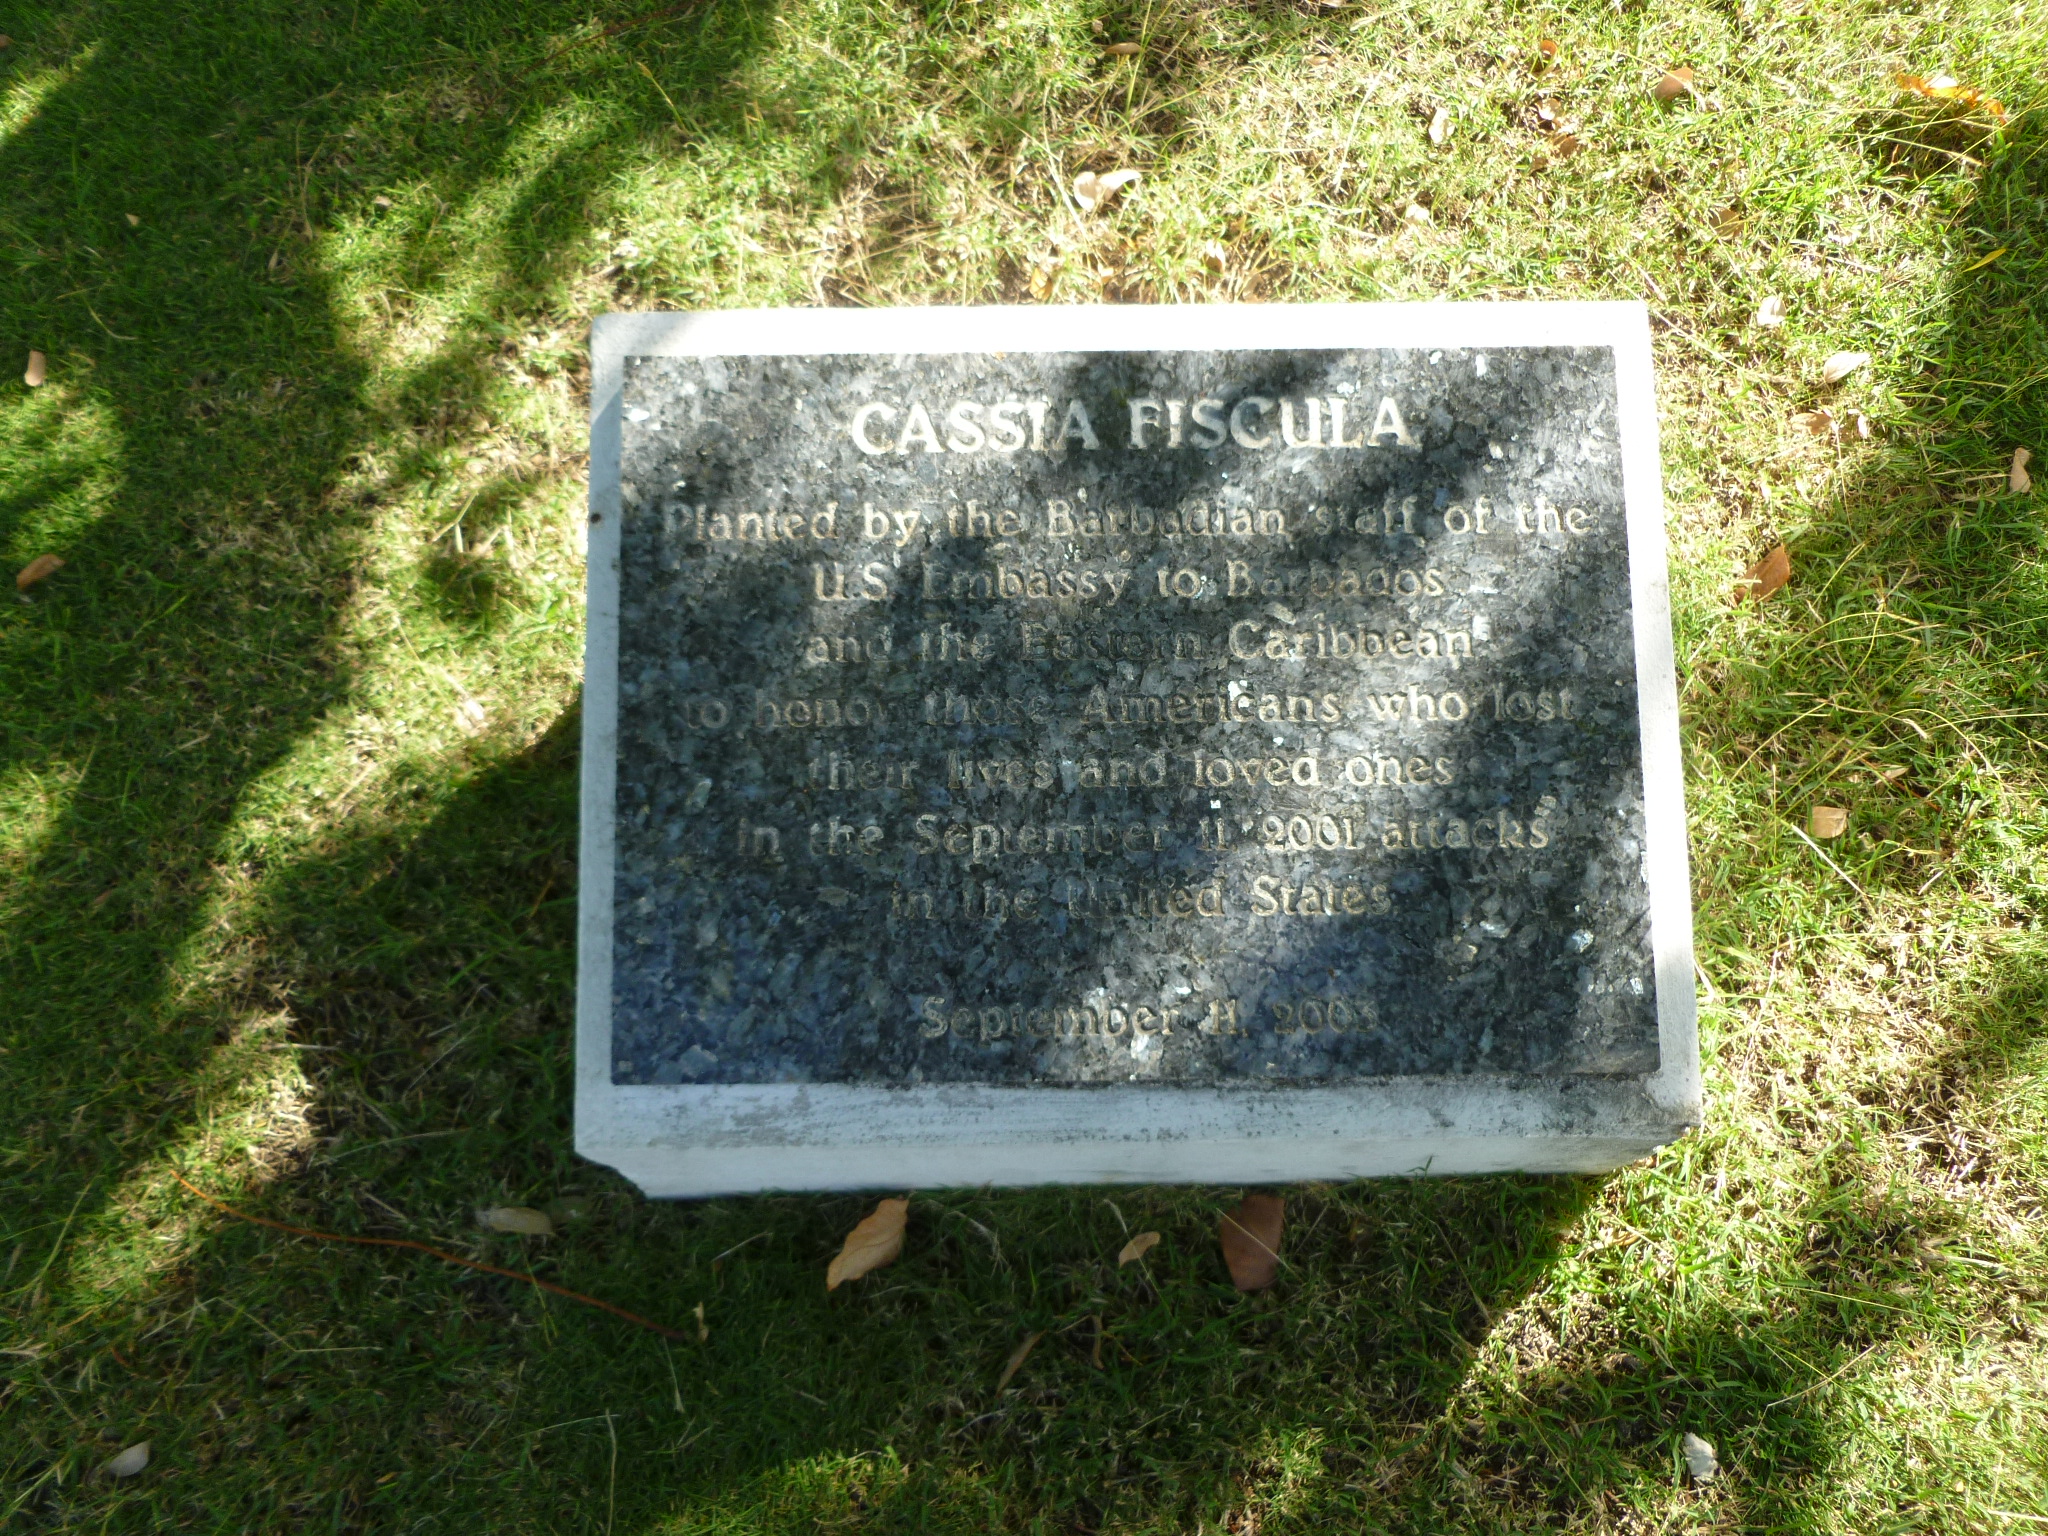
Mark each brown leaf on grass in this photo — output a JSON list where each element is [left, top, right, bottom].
[[1654, 67, 1695, 103], [995, 1331, 1044, 1392], [1530, 150, 1552, 172], [101, 1442, 150, 1479], [2012, 447, 2034, 495], [1793, 408, 1837, 437], [453, 696, 488, 735], [1535, 100, 1558, 126], [1753, 295, 1787, 328], [125, 212, 140, 227], [16, 554, 65, 591], [1026, 253, 1060, 300], [1402, 202, 1432, 225], [1851, 412, 1872, 440], [1428, 106, 1452, 146], [1551, 133, 1583, 159], [477, 1205, 554, 1236], [1821, 350, 1870, 384], [1102, 41, 1140, 56], [1809, 806, 1848, 839], [1199, 240, 1227, 273], [1118, 1231, 1161, 1265], [1736, 543, 1791, 602], [826, 1197, 907, 1289], [1536, 37, 1559, 62], [1895, 72, 2006, 123], [1711, 204, 1745, 239], [1219, 1194, 1284, 1292], [0, 35, 11, 48], [1072, 168, 1139, 214], [24, 350, 47, 387]]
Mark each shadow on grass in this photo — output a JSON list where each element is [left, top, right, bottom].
[[1461, 100, 2048, 1534], [0, 1, 2043, 1531]]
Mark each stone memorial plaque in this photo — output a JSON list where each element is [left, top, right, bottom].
[[577, 304, 1699, 1196]]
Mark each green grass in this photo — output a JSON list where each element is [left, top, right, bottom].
[[2, 0, 2045, 1528]]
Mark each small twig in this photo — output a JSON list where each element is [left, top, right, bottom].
[[995, 1331, 1044, 1393], [169, 1169, 689, 1340], [1790, 821, 1870, 902], [707, 1231, 772, 1266], [604, 1410, 618, 1536], [86, 305, 137, 342], [1763, 1338, 1884, 1409], [547, 0, 702, 56], [637, 61, 688, 134]]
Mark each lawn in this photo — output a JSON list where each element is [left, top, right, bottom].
[[2, 0, 2045, 1530]]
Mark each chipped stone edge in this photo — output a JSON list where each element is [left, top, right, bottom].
[[578, 302, 1700, 1198]]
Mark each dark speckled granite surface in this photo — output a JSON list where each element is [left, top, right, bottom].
[[606, 346, 1656, 1086]]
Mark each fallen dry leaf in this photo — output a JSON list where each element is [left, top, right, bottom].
[[1027, 253, 1060, 300], [1072, 168, 1140, 214], [1428, 106, 1452, 146], [1711, 204, 1745, 239], [1851, 412, 1872, 440], [2012, 447, 2034, 495], [1536, 37, 1559, 62], [101, 1442, 150, 1479], [16, 554, 65, 591], [1793, 407, 1837, 437], [1551, 133, 1583, 159], [1118, 1231, 1161, 1265], [826, 1196, 908, 1290], [1531, 150, 1552, 172], [1681, 1430, 1720, 1483], [125, 212, 140, 227], [1753, 295, 1787, 328], [1199, 239, 1227, 273], [1821, 350, 1870, 384], [1219, 1193, 1284, 1292], [1535, 100, 1558, 126], [1895, 72, 2006, 123], [24, 350, 47, 387], [453, 696, 488, 735], [1654, 67, 1695, 103], [995, 1331, 1043, 1392], [1403, 202, 1432, 225], [1102, 41, 1140, 56], [478, 1205, 554, 1236], [1809, 806, 1848, 839], [1736, 543, 1791, 602]]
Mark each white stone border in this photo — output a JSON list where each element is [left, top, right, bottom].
[[579, 303, 1699, 1197]]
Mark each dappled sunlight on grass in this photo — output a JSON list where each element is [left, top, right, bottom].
[[0, 388, 124, 563], [0, 758, 81, 883], [0, 42, 92, 141], [64, 1010, 317, 1309]]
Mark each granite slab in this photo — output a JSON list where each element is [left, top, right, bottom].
[[576, 303, 1699, 1196]]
